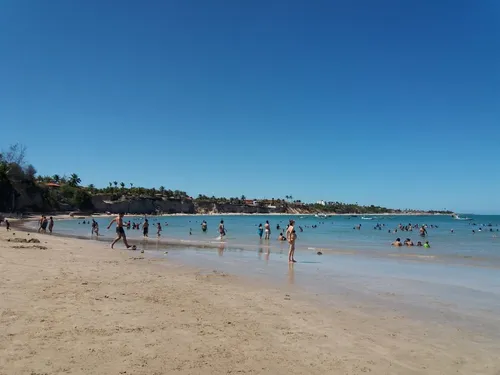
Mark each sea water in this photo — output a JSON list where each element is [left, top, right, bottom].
[[39, 214, 500, 262]]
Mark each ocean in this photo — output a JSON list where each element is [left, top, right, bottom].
[[34, 214, 500, 263]]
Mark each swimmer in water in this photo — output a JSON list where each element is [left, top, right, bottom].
[[201, 220, 207, 232], [423, 241, 431, 249], [392, 238, 402, 247]]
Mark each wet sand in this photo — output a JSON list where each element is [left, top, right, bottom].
[[1, 229, 499, 374]]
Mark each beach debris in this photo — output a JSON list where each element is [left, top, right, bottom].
[[164, 251, 168, 254], [28, 238, 40, 243], [317, 251, 323, 255], [140, 249, 144, 253], [12, 245, 47, 250], [284, 294, 291, 300], [81, 282, 88, 285]]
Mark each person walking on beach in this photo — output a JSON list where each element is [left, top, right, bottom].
[[5, 219, 10, 231], [107, 213, 132, 249], [264, 220, 271, 240], [142, 219, 149, 237], [37, 215, 44, 233], [286, 219, 297, 263], [157, 222, 162, 237], [218, 220, 226, 240], [91, 219, 99, 236], [40, 216, 48, 234], [48, 217, 54, 234]]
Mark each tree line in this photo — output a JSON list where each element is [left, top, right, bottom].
[[0, 144, 452, 214]]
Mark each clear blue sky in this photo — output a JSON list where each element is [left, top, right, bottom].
[[1, 0, 499, 213]]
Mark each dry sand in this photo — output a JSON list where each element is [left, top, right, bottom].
[[0, 228, 499, 375]]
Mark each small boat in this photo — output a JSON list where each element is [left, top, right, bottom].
[[315, 214, 328, 218], [452, 214, 473, 221], [361, 216, 373, 220]]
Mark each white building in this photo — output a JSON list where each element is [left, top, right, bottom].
[[316, 200, 326, 206]]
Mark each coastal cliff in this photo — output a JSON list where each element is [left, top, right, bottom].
[[194, 201, 287, 215], [91, 195, 195, 214]]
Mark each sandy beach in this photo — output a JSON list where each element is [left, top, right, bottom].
[[1, 228, 499, 375]]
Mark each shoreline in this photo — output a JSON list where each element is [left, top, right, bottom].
[[2, 211, 457, 220], [1, 224, 499, 373]]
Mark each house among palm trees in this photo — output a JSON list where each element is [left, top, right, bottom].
[[46, 182, 60, 188]]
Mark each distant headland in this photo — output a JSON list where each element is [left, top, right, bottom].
[[0, 144, 453, 216]]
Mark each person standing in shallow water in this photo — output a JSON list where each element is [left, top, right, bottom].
[[218, 220, 226, 240], [286, 219, 297, 263], [48, 217, 54, 234], [107, 213, 132, 249], [264, 220, 271, 240], [142, 219, 149, 237]]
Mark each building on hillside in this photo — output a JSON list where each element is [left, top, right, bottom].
[[316, 200, 326, 206]]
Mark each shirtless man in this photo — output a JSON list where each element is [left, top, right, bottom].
[[107, 213, 131, 249], [142, 219, 149, 237], [286, 219, 297, 263], [264, 220, 271, 240]]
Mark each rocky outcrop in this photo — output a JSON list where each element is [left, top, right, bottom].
[[91, 195, 195, 214]]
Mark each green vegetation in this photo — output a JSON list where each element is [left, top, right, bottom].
[[0, 144, 453, 214]]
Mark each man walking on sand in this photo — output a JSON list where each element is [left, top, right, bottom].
[[107, 213, 132, 249]]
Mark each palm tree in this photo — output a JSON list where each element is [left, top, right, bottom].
[[52, 174, 60, 183], [109, 182, 112, 188], [120, 182, 125, 189], [285, 195, 290, 201], [113, 181, 118, 188], [159, 186, 165, 195], [68, 173, 81, 187], [129, 183, 133, 188]]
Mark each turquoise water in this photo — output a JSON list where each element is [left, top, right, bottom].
[[37, 214, 500, 263]]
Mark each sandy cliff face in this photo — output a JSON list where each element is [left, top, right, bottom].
[[194, 201, 288, 214], [91, 195, 195, 214]]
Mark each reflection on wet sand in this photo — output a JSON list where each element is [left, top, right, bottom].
[[288, 263, 295, 285], [218, 243, 225, 256]]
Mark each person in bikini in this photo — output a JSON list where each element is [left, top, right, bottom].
[[107, 213, 132, 249], [286, 219, 297, 263], [264, 220, 271, 240]]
